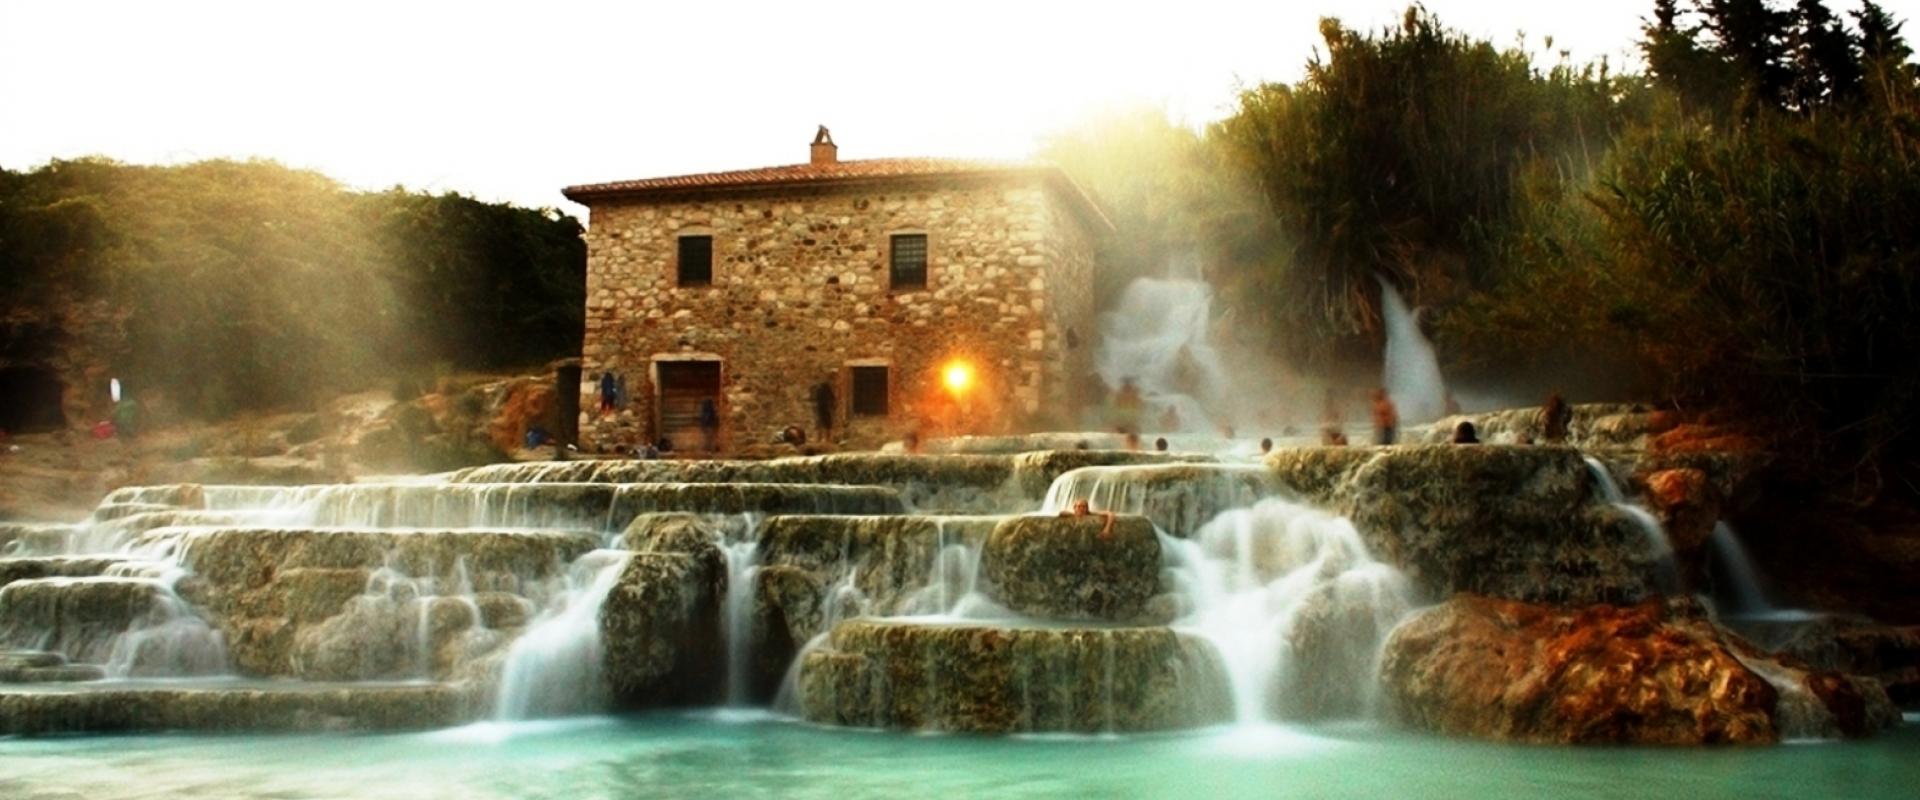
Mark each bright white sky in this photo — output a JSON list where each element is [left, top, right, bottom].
[[3, 0, 1914, 214]]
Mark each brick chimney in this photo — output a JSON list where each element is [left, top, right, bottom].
[[810, 126, 837, 165]]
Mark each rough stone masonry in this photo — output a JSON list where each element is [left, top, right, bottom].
[[563, 128, 1108, 454]]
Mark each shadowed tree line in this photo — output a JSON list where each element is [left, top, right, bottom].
[[1048, 1, 1919, 496], [0, 158, 584, 418]]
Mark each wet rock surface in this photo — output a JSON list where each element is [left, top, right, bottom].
[[0, 556, 127, 589], [173, 527, 594, 678], [746, 514, 1003, 699], [0, 523, 78, 557], [797, 620, 1232, 733], [600, 550, 727, 708], [1044, 464, 1274, 538], [451, 451, 1209, 512], [289, 481, 904, 532], [981, 515, 1159, 622], [0, 682, 481, 736], [0, 577, 164, 664], [1379, 595, 1897, 745], [1736, 614, 1920, 710], [1269, 445, 1661, 604], [1418, 403, 1672, 448], [0, 650, 105, 683]]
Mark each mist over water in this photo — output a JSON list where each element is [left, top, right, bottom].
[[1095, 272, 1235, 434]]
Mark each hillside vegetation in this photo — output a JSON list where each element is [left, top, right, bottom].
[[0, 158, 584, 418], [1048, 0, 1920, 495]]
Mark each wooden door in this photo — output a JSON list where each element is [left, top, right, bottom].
[[656, 360, 721, 452]]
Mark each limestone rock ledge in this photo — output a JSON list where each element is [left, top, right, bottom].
[[981, 515, 1159, 622], [797, 620, 1231, 733], [1379, 595, 1899, 745], [0, 682, 481, 736], [601, 549, 727, 708], [1267, 446, 1662, 604]]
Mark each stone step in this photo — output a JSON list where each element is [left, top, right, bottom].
[[91, 502, 179, 523], [102, 484, 208, 509], [796, 619, 1231, 734], [0, 523, 77, 557], [0, 648, 105, 684], [0, 577, 170, 664], [0, 681, 481, 735], [448, 450, 1208, 513], [981, 514, 1162, 622], [0, 556, 130, 589], [1042, 463, 1278, 538], [166, 527, 594, 679], [280, 482, 906, 531]]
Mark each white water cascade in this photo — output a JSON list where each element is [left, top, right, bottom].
[[720, 519, 762, 707], [1095, 273, 1237, 433], [494, 549, 632, 719], [1164, 498, 1416, 723], [1583, 456, 1681, 594], [1707, 522, 1773, 615], [1378, 278, 1448, 424], [102, 565, 228, 678]]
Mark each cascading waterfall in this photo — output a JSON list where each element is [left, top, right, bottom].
[[1708, 522, 1772, 615], [494, 549, 632, 719], [1163, 498, 1415, 723], [1583, 456, 1681, 594], [720, 516, 762, 707], [1040, 464, 1275, 539], [101, 565, 228, 678], [1378, 278, 1448, 423], [1095, 272, 1237, 433]]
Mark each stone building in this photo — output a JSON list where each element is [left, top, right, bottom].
[[564, 128, 1109, 453]]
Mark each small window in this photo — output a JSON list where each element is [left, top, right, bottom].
[[851, 365, 889, 417], [889, 234, 927, 290], [678, 235, 713, 286]]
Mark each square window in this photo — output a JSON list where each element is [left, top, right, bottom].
[[851, 365, 889, 417], [889, 234, 927, 290], [678, 236, 713, 286]]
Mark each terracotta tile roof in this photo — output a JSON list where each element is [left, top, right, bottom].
[[563, 157, 1112, 231]]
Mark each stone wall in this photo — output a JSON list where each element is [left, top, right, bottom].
[[578, 174, 1100, 453]]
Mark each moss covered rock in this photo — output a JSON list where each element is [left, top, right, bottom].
[[745, 514, 1003, 700], [981, 515, 1159, 622], [1379, 595, 1898, 745], [0, 577, 163, 664], [797, 620, 1231, 733], [1267, 445, 1662, 604], [1042, 463, 1274, 538], [0, 682, 481, 736], [600, 549, 726, 708], [173, 527, 592, 677]]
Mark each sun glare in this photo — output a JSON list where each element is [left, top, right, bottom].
[[942, 361, 975, 395]]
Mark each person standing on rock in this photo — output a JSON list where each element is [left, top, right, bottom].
[[1371, 388, 1398, 446], [812, 381, 836, 442], [697, 398, 720, 453], [1321, 386, 1345, 446], [1541, 392, 1571, 444], [1112, 377, 1143, 435]]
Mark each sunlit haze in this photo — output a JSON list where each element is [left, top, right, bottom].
[[3, 0, 1912, 213]]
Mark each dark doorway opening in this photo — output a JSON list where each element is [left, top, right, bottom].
[[656, 360, 722, 452], [0, 366, 67, 434]]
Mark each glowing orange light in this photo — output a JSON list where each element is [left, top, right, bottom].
[[942, 361, 975, 395]]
